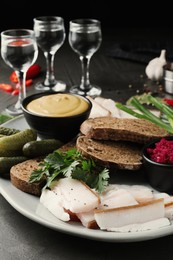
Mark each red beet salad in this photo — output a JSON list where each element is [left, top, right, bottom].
[[147, 138, 173, 164]]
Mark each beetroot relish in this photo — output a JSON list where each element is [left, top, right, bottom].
[[147, 138, 173, 164]]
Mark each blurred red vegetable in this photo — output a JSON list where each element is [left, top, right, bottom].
[[0, 64, 40, 95], [11, 79, 33, 95], [11, 89, 19, 95], [163, 98, 173, 107], [0, 83, 13, 92], [10, 40, 30, 46], [26, 64, 41, 79], [25, 79, 33, 86], [10, 64, 41, 83], [9, 72, 18, 83]]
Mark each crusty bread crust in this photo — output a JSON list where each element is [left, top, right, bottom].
[[80, 117, 169, 144], [76, 135, 142, 170], [10, 158, 45, 196]]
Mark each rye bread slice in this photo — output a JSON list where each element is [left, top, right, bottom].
[[10, 140, 77, 196], [80, 117, 169, 144], [76, 135, 143, 170], [10, 157, 45, 196]]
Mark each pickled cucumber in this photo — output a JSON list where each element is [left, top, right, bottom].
[[0, 128, 37, 156], [0, 126, 20, 136], [23, 139, 63, 158], [0, 156, 28, 175]]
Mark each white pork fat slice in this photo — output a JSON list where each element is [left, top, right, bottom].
[[40, 187, 70, 221], [77, 188, 138, 229], [153, 192, 173, 204], [52, 178, 100, 214], [94, 97, 137, 118], [126, 185, 154, 203], [107, 218, 170, 232], [93, 97, 161, 119], [94, 97, 121, 117], [154, 192, 173, 220], [77, 210, 98, 229], [40, 178, 100, 222], [100, 188, 138, 210], [87, 96, 111, 118], [94, 198, 165, 230], [108, 184, 154, 204], [165, 204, 173, 220]]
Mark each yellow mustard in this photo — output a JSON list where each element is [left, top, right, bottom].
[[26, 93, 89, 117]]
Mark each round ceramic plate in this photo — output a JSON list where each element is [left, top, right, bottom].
[[0, 116, 173, 242]]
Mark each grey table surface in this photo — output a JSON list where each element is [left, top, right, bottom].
[[0, 35, 149, 112], [1, 34, 173, 260]]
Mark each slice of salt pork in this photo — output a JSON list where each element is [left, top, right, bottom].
[[40, 178, 100, 221], [99, 188, 138, 209], [94, 198, 165, 230], [113, 184, 154, 203], [77, 188, 138, 228], [107, 218, 170, 232], [153, 192, 173, 220]]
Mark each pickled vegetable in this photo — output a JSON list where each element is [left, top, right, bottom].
[[0, 128, 37, 156], [0, 126, 20, 136], [23, 139, 63, 158], [0, 156, 28, 175]]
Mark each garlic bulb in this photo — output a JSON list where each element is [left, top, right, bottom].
[[145, 49, 167, 81]]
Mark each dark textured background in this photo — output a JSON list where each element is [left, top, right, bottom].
[[1, 1, 173, 35], [1, 1, 173, 57]]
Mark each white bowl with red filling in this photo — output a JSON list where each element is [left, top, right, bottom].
[[142, 136, 173, 194]]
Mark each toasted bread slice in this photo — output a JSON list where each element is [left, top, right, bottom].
[[80, 117, 169, 144], [76, 135, 142, 170]]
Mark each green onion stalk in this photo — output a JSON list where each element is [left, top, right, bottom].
[[116, 95, 173, 134]]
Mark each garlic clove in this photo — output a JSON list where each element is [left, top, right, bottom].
[[159, 49, 167, 65], [145, 49, 167, 81], [152, 66, 164, 81]]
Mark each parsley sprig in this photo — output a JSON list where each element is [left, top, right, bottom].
[[29, 148, 110, 194]]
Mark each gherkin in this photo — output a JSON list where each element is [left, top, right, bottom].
[[0, 128, 37, 156]]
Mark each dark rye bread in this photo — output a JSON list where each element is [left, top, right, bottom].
[[80, 117, 170, 144], [76, 135, 143, 170], [10, 157, 45, 196], [10, 140, 76, 196]]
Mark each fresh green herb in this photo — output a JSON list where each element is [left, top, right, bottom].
[[29, 148, 110, 194], [0, 114, 13, 125], [126, 92, 163, 106], [116, 94, 173, 134]]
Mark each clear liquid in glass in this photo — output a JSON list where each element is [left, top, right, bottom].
[[35, 27, 65, 54], [1, 29, 38, 116], [69, 27, 102, 57], [1, 39, 38, 71], [33, 17, 66, 91], [68, 20, 102, 97]]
